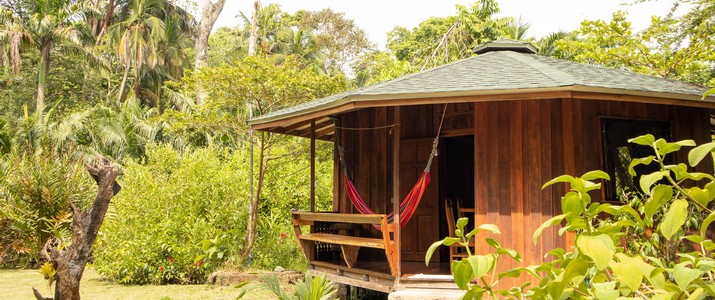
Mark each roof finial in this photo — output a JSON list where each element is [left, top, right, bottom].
[[473, 39, 538, 54]]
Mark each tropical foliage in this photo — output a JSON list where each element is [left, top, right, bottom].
[[431, 135, 715, 299]]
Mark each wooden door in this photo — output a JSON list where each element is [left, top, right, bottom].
[[399, 138, 440, 262]]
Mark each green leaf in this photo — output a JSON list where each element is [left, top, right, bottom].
[[700, 211, 715, 238], [486, 238, 501, 250], [657, 140, 695, 157], [476, 224, 501, 234], [576, 234, 615, 270], [467, 254, 496, 279], [628, 156, 655, 176], [533, 214, 567, 245], [456, 217, 469, 233], [650, 293, 674, 300], [660, 199, 688, 240], [593, 282, 619, 300], [687, 185, 715, 208], [688, 142, 715, 167], [704, 87, 715, 99], [645, 185, 673, 221], [542, 175, 575, 190], [628, 134, 655, 146], [581, 170, 610, 181], [497, 248, 522, 262], [673, 263, 703, 291], [609, 260, 643, 291], [561, 192, 583, 219], [425, 239, 446, 266], [640, 171, 668, 195], [452, 260, 474, 290]]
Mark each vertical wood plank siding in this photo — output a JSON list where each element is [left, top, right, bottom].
[[332, 99, 711, 285]]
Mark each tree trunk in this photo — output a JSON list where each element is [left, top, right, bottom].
[[242, 133, 270, 259], [194, 0, 227, 105], [95, 0, 115, 43], [247, 1, 261, 56], [33, 157, 120, 300], [117, 60, 130, 101], [36, 42, 51, 113]]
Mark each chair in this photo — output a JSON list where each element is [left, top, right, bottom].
[[445, 198, 475, 270]]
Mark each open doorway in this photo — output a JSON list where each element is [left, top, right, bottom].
[[439, 135, 475, 262]]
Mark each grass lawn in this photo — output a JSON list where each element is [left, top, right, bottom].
[[0, 267, 278, 300]]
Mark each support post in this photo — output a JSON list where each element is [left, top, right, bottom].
[[392, 106, 401, 281], [310, 120, 316, 212]]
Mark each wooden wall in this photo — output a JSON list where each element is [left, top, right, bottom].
[[332, 98, 711, 284], [473, 98, 712, 287]]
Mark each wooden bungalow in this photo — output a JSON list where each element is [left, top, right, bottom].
[[248, 40, 715, 295]]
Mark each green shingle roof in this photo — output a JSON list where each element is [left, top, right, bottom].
[[250, 50, 712, 125]]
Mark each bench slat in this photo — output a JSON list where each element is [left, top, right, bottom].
[[292, 211, 386, 225], [298, 233, 387, 249]]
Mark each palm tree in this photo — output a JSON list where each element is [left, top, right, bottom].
[[0, 8, 33, 75], [110, 0, 165, 102], [503, 16, 530, 41], [24, 0, 100, 112]]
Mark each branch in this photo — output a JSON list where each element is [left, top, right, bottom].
[[32, 287, 52, 300]]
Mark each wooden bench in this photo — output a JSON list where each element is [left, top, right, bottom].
[[291, 211, 398, 276]]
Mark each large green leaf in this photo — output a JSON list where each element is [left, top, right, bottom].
[[452, 259, 474, 290], [628, 134, 655, 146], [542, 175, 575, 190], [593, 281, 619, 300], [688, 142, 715, 167], [687, 182, 715, 208], [561, 192, 582, 220], [628, 156, 655, 176], [660, 199, 688, 240], [640, 171, 669, 196], [645, 185, 673, 221], [609, 256, 643, 291], [673, 263, 703, 291], [576, 234, 614, 270], [702, 211, 715, 238], [581, 170, 610, 181], [476, 224, 501, 234], [657, 140, 695, 157], [533, 214, 567, 245], [467, 254, 495, 279]]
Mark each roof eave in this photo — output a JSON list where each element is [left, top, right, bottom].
[[249, 85, 715, 130]]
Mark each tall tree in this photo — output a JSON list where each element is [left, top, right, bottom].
[[193, 0, 225, 105], [1, 0, 100, 113], [555, 9, 714, 85], [294, 8, 373, 74], [386, 0, 509, 69]]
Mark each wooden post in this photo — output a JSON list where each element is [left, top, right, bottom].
[[310, 120, 316, 212], [392, 106, 401, 280]]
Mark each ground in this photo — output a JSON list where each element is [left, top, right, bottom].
[[0, 267, 279, 300]]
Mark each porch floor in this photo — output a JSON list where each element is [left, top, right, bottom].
[[310, 259, 456, 293]]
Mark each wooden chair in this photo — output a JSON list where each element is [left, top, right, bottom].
[[445, 198, 475, 270]]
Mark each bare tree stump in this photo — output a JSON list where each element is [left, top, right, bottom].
[[33, 156, 120, 300]]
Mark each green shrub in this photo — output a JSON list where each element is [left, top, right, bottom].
[[0, 151, 95, 268], [93, 144, 249, 284]]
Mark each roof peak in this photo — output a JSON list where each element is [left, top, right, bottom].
[[473, 39, 538, 55]]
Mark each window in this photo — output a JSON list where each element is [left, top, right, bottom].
[[601, 119, 671, 201]]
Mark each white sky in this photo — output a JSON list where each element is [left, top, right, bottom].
[[213, 0, 682, 49]]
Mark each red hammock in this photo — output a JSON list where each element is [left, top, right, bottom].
[[345, 172, 431, 228], [334, 105, 446, 230]]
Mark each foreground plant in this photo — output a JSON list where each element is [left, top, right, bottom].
[[430, 134, 715, 299], [262, 271, 337, 300], [425, 220, 524, 299]]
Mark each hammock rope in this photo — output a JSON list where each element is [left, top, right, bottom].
[[332, 105, 448, 230]]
